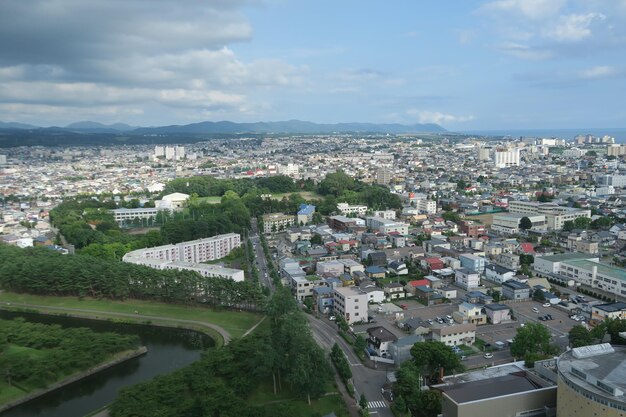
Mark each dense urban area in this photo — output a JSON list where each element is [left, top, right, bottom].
[[1, 131, 626, 417]]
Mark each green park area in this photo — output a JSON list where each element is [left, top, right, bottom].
[[198, 191, 322, 204], [0, 292, 262, 341], [248, 382, 349, 417], [0, 318, 140, 407]]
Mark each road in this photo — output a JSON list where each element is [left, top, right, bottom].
[[307, 316, 393, 417], [249, 218, 273, 291]]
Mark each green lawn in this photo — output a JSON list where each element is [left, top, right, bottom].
[[197, 196, 222, 204], [0, 382, 27, 405], [0, 292, 262, 339], [250, 381, 349, 417]]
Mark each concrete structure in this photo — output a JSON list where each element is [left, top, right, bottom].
[[376, 167, 392, 185], [533, 253, 598, 277], [502, 280, 531, 301], [557, 344, 626, 417], [431, 322, 476, 346], [591, 302, 626, 322], [337, 202, 368, 216], [416, 199, 437, 215], [437, 363, 557, 417], [155, 192, 189, 211], [485, 264, 516, 284], [297, 204, 315, 225], [494, 148, 521, 168], [366, 326, 398, 358], [366, 216, 409, 235], [508, 201, 591, 231], [333, 286, 368, 324], [111, 207, 160, 225], [483, 304, 512, 324], [373, 210, 396, 220], [491, 213, 547, 235], [558, 258, 626, 298], [122, 233, 244, 281], [262, 212, 296, 234], [455, 268, 480, 290], [459, 254, 486, 274]]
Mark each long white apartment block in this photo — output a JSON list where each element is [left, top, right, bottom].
[[123, 233, 244, 281]]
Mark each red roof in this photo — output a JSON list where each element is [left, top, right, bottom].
[[519, 243, 535, 254], [408, 279, 430, 287]]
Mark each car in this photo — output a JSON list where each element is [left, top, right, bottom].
[[542, 303, 551, 307], [400, 304, 408, 310], [427, 319, 434, 324], [546, 314, 553, 320], [483, 353, 493, 359], [532, 307, 539, 313], [460, 355, 467, 361], [538, 316, 545, 321], [377, 307, 383, 312], [445, 315, 453, 320], [329, 315, 336, 321]]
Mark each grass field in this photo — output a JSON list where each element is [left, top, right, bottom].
[[0, 383, 27, 405], [0, 292, 262, 340], [249, 381, 349, 417]]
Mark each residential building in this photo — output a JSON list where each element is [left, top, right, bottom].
[[366, 326, 398, 358], [456, 302, 487, 325], [502, 280, 531, 301], [297, 204, 316, 225], [458, 220, 485, 238], [557, 344, 626, 417], [455, 268, 480, 290], [491, 213, 547, 235], [376, 167, 393, 185], [366, 216, 409, 235], [333, 286, 368, 324], [494, 148, 520, 168], [431, 322, 476, 346], [483, 304, 512, 324], [312, 286, 334, 314], [262, 212, 296, 234], [484, 264, 515, 284], [390, 334, 425, 365], [110, 207, 161, 225], [416, 199, 437, 215], [374, 210, 396, 220], [508, 201, 591, 231], [383, 282, 405, 300], [459, 254, 486, 274], [328, 215, 362, 231]]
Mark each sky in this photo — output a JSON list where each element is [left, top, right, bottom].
[[0, 0, 625, 130]]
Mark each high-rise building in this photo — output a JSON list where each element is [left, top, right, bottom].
[[376, 167, 393, 185], [154, 146, 165, 157], [0, 154, 6, 165], [494, 148, 520, 168]]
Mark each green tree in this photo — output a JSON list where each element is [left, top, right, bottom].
[[519, 216, 532, 231], [568, 324, 594, 348], [359, 393, 368, 410], [574, 216, 592, 229], [410, 341, 463, 381], [586, 150, 598, 157], [310, 233, 323, 245], [563, 220, 575, 232], [510, 322, 559, 366], [442, 211, 461, 223]]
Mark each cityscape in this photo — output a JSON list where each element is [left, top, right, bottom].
[[1, 1, 626, 417]]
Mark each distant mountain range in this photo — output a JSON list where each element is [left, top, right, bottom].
[[0, 119, 445, 135]]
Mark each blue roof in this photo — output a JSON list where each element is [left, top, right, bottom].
[[298, 204, 316, 215], [365, 266, 387, 274]]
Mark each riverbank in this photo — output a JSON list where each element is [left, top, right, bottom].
[[0, 346, 148, 414], [0, 292, 265, 343]]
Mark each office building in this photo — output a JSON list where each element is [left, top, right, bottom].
[[333, 286, 368, 324]]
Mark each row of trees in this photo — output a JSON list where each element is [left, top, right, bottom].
[[1, 318, 139, 391], [568, 318, 626, 348], [0, 245, 264, 307], [110, 287, 332, 416]]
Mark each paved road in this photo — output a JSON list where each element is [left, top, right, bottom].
[[307, 315, 393, 417], [0, 301, 232, 344], [250, 218, 273, 291]]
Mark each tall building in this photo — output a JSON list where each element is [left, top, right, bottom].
[[376, 167, 393, 185], [333, 286, 368, 324], [477, 147, 491, 161], [494, 148, 520, 168], [154, 146, 165, 157], [607, 145, 626, 157]]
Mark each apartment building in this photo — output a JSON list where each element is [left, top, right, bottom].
[[110, 207, 161, 225], [491, 213, 547, 234], [337, 202, 368, 216], [262, 212, 296, 234], [455, 268, 480, 290], [508, 201, 591, 230], [431, 322, 476, 346], [333, 286, 368, 324]]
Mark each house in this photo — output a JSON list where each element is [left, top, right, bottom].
[[431, 323, 476, 346], [398, 317, 431, 335], [384, 282, 405, 300], [390, 334, 425, 365], [422, 257, 445, 271], [367, 251, 387, 266], [464, 291, 493, 304], [312, 286, 334, 314], [423, 238, 451, 253], [456, 302, 487, 325], [484, 264, 516, 284], [495, 253, 520, 270], [297, 204, 316, 225], [424, 275, 443, 289], [502, 280, 531, 301], [414, 286, 444, 306], [388, 260, 408, 275], [359, 280, 385, 304], [366, 326, 398, 358], [455, 268, 480, 290], [365, 266, 387, 279], [404, 279, 431, 295], [459, 254, 486, 274], [484, 303, 512, 324], [436, 286, 458, 300]]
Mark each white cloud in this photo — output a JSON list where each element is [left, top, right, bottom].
[[480, 0, 566, 20], [496, 42, 553, 60], [544, 13, 606, 42], [407, 110, 475, 125], [577, 65, 620, 79]]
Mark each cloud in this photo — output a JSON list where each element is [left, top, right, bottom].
[[496, 42, 553, 60], [407, 110, 475, 125], [480, 0, 566, 20], [577, 65, 622, 79], [544, 13, 606, 42]]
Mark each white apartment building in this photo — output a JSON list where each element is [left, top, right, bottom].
[[366, 216, 409, 235], [122, 233, 244, 281], [333, 286, 368, 324], [455, 268, 480, 290], [494, 148, 520, 168], [111, 208, 161, 224], [508, 201, 591, 230], [279, 163, 299, 176], [431, 323, 476, 346], [491, 213, 547, 235], [374, 210, 396, 220], [337, 202, 368, 216], [416, 199, 437, 215], [262, 212, 296, 234], [558, 259, 626, 297]]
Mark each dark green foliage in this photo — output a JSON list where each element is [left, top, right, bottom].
[[0, 318, 138, 390], [330, 343, 352, 383], [510, 322, 559, 366], [0, 245, 264, 307], [519, 216, 532, 231], [568, 324, 594, 348], [409, 341, 463, 380]]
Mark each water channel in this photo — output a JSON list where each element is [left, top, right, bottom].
[[0, 310, 215, 417]]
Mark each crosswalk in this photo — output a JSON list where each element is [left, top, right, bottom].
[[367, 400, 387, 409]]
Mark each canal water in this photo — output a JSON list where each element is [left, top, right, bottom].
[[0, 310, 215, 417]]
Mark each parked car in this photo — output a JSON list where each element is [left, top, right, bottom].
[[542, 303, 551, 307], [329, 315, 336, 321], [532, 307, 539, 313], [400, 304, 408, 310], [538, 316, 545, 321], [483, 353, 493, 359], [546, 314, 553, 320]]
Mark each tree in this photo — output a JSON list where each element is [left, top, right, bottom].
[[591, 216, 613, 230], [359, 393, 368, 410], [574, 217, 592, 230], [568, 324, 594, 348], [563, 220, 575, 232], [410, 341, 463, 381], [510, 322, 559, 367], [586, 150, 598, 157], [310, 233, 323, 245], [519, 216, 532, 231], [442, 211, 461, 223]]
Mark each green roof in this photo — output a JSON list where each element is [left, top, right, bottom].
[[563, 259, 626, 282], [541, 253, 596, 262]]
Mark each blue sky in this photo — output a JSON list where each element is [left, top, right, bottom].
[[0, 0, 625, 129]]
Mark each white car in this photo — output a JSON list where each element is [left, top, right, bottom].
[[532, 307, 539, 313], [542, 303, 551, 307], [483, 352, 493, 359], [329, 315, 336, 321]]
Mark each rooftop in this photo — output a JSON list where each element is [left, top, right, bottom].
[[563, 259, 626, 282]]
